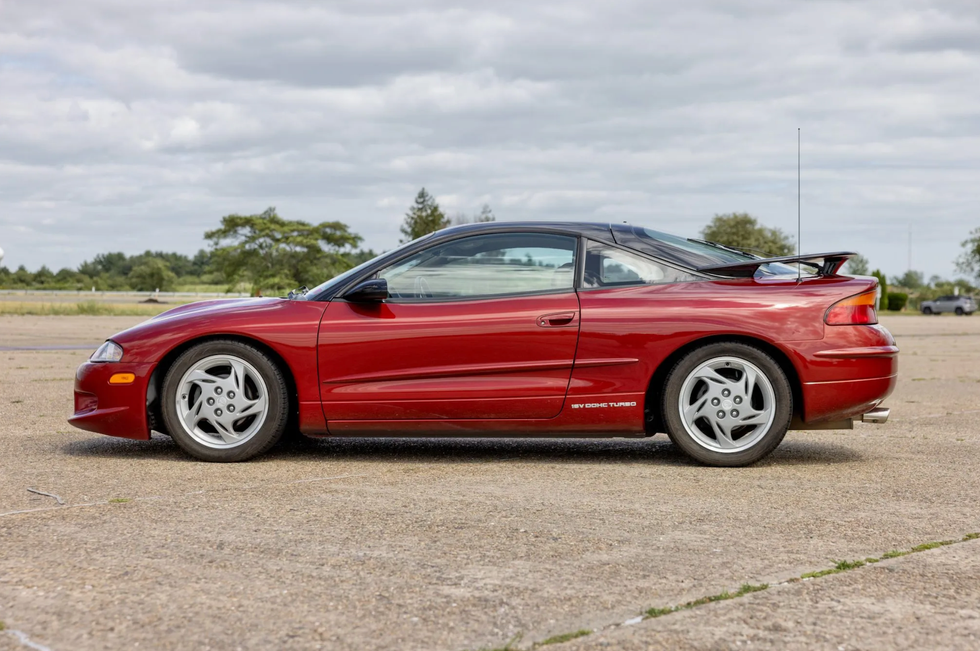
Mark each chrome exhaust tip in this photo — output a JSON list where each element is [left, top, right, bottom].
[[861, 407, 889, 424]]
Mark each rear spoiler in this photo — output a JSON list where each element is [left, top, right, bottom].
[[697, 252, 855, 278]]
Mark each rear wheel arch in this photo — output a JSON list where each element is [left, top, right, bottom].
[[147, 335, 299, 436], [644, 335, 803, 435]]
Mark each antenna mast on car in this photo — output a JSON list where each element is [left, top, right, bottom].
[[797, 128, 802, 283]]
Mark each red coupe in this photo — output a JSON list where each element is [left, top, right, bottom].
[[70, 222, 897, 466]]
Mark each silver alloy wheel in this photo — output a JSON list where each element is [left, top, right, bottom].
[[174, 354, 270, 449], [677, 356, 776, 453]]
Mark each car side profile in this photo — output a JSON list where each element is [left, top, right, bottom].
[[69, 222, 898, 467], [920, 295, 976, 315]]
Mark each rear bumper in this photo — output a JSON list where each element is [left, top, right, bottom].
[[794, 325, 899, 424], [68, 361, 155, 440], [801, 373, 897, 423]]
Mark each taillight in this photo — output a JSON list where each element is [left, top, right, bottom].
[[825, 289, 878, 325]]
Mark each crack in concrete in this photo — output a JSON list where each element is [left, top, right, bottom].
[[469, 531, 980, 651]]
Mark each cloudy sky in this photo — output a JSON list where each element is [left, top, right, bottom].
[[2, 0, 979, 280]]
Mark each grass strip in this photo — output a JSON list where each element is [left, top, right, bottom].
[[535, 630, 592, 646], [645, 582, 769, 619], [468, 532, 980, 650], [640, 532, 980, 626], [0, 301, 174, 316]]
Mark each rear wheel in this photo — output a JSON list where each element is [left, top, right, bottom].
[[955, 307, 965, 316], [662, 343, 792, 467], [161, 340, 290, 462], [922, 306, 933, 315]]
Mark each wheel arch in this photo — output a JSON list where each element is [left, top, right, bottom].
[[644, 334, 803, 434], [146, 334, 299, 435]]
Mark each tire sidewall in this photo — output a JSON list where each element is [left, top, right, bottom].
[[161, 341, 289, 462], [662, 342, 792, 467]]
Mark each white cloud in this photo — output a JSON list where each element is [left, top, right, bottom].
[[0, 0, 978, 280]]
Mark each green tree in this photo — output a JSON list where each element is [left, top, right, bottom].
[[79, 252, 130, 278], [12, 266, 32, 286], [956, 227, 980, 281], [191, 249, 212, 276], [454, 203, 496, 225], [128, 258, 177, 291], [205, 207, 362, 295], [891, 270, 924, 290], [33, 265, 54, 286], [700, 213, 794, 257], [401, 188, 449, 242], [843, 253, 869, 276], [347, 249, 378, 266], [871, 269, 888, 308]]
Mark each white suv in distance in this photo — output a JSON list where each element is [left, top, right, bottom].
[[920, 295, 977, 315]]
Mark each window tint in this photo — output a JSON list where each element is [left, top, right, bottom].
[[584, 240, 695, 288], [377, 233, 576, 301]]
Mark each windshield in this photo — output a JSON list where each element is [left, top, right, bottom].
[[302, 233, 436, 299]]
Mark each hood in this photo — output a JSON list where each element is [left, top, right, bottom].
[[149, 297, 283, 321], [103, 296, 327, 364]]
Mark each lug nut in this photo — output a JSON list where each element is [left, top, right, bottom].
[[716, 410, 726, 419], [215, 387, 223, 395], [228, 405, 235, 413], [228, 391, 235, 399], [722, 389, 731, 397], [711, 398, 720, 406], [215, 408, 223, 417], [207, 397, 215, 406], [731, 409, 740, 418], [734, 396, 742, 405]]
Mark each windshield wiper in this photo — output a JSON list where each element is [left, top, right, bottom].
[[687, 238, 772, 259], [287, 286, 309, 300]]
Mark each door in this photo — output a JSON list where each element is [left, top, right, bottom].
[[318, 232, 581, 421]]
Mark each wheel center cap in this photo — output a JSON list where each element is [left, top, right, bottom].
[[218, 396, 228, 405], [722, 399, 733, 410]]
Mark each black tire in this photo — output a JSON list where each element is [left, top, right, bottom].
[[955, 307, 965, 316], [161, 340, 290, 462], [661, 342, 793, 467], [922, 307, 933, 315]]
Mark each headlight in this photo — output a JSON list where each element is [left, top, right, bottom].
[[91, 341, 124, 362]]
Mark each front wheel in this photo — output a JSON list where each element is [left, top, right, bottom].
[[662, 343, 792, 467], [922, 307, 933, 315], [955, 307, 965, 316], [161, 340, 290, 462]]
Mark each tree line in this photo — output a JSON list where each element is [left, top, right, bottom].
[[0, 188, 485, 294], [1, 193, 978, 301]]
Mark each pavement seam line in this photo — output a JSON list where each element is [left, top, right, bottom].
[[0, 474, 368, 518], [468, 531, 980, 651], [5, 628, 55, 651]]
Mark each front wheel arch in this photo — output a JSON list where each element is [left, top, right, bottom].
[[644, 335, 802, 436], [147, 334, 298, 437]]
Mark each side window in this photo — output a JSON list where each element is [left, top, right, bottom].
[[583, 240, 695, 288], [377, 233, 576, 301]]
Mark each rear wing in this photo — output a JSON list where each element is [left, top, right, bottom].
[[696, 252, 855, 278]]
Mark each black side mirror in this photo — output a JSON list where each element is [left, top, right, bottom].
[[344, 278, 389, 302]]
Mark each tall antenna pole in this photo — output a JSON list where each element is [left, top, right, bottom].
[[797, 128, 801, 282], [908, 223, 912, 271]]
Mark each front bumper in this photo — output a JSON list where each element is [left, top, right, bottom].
[[68, 361, 156, 440]]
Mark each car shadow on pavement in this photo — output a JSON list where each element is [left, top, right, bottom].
[[61, 433, 863, 466]]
